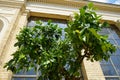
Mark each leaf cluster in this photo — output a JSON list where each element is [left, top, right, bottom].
[[4, 20, 79, 80], [65, 3, 116, 62]]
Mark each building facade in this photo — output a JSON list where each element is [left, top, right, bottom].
[[0, 0, 120, 80]]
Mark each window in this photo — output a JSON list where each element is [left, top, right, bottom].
[[100, 25, 120, 80], [12, 16, 67, 80]]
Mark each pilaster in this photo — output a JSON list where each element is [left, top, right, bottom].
[[0, 10, 29, 80], [82, 59, 105, 80], [0, 0, 27, 80]]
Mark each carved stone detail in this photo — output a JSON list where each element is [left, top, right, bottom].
[[0, 16, 9, 66]]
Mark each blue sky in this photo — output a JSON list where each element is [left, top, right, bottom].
[[90, 0, 120, 5]]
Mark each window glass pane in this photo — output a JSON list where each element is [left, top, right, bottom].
[[100, 59, 111, 64], [16, 68, 36, 75], [99, 28, 109, 35], [26, 68, 36, 75], [28, 17, 67, 39], [12, 78, 36, 80], [108, 39, 115, 45], [116, 39, 120, 45], [111, 56, 120, 64], [28, 17, 67, 28], [115, 48, 120, 55], [16, 71, 24, 75], [101, 64, 117, 76], [106, 77, 119, 80], [111, 56, 120, 75], [113, 32, 119, 39]]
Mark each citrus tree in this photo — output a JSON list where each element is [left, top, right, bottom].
[[4, 3, 116, 80]]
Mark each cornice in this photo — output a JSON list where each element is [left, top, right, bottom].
[[26, 0, 120, 24], [0, 0, 26, 8], [27, 0, 120, 13]]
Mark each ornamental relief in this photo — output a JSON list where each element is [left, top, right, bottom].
[[0, 15, 9, 65], [0, 15, 9, 43], [0, 19, 3, 32], [0, 14, 14, 23]]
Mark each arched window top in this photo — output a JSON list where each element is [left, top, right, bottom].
[[0, 19, 4, 32]]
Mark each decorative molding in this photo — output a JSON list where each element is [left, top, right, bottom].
[[27, 0, 120, 13], [0, 15, 9, 30], [0, 15, 9, 66], [0, 0, 25, 9], [0, 19, 3, 32], [27, 2, 120, 23], [0, 15, 9, 42]]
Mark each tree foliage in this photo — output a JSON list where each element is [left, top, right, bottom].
[[65, 3, 116, 62], [4, 3, 116, 80]]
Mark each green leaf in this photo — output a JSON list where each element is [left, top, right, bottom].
[[102, 22, 109, 27], [36, 20, 42, 25], [88, 2, 94, 9], [88, 28, 100, 39]]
